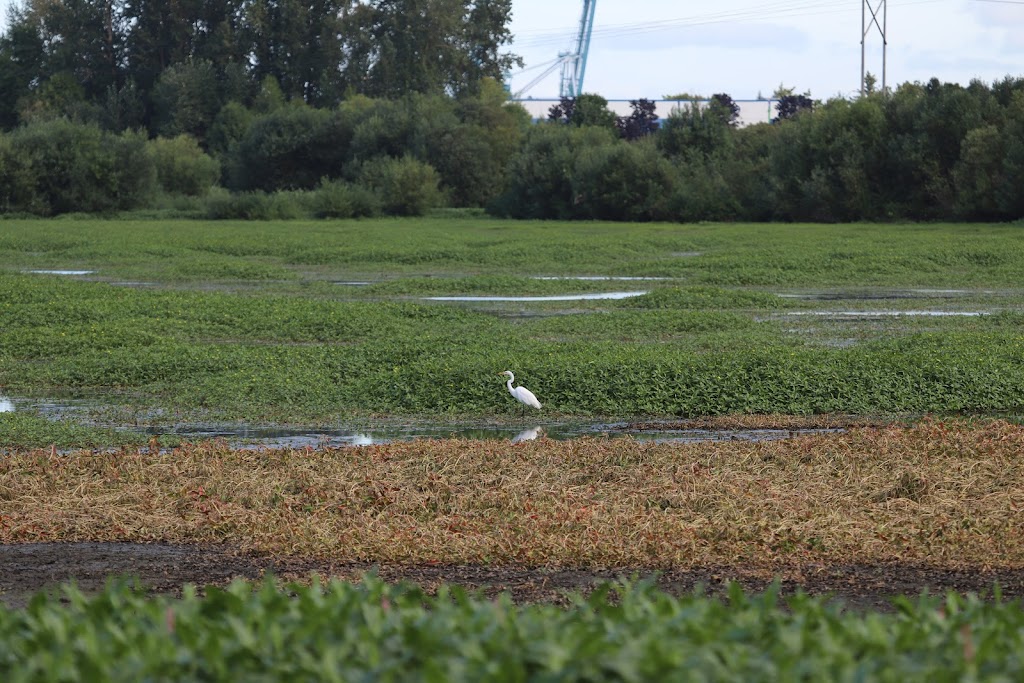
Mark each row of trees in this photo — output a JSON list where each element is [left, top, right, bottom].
[[0, 81, 526, 216], [496, 79, 1023, 223], [0, 0, 519, 134], [2, 77, 1023, 221]]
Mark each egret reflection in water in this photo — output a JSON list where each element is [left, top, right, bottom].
[[512, 426, 544, 443]]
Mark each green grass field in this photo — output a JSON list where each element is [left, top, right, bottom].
[[2, 217, 1024, 444]]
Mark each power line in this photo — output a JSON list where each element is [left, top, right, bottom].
[[513, 0, 951, 49]]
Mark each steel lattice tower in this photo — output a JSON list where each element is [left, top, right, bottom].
[[861, 0, 888, 95]]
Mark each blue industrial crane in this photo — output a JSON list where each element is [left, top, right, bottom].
[[559, 0, 597, 98], [512, 1, 597, 99]]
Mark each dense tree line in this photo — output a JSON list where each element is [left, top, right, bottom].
[[0, 0, 1021, 222], [496, 80, 1024, 223], [0, 0, 518, 134]]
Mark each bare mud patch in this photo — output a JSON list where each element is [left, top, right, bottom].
[[3, 543, 1022, 613]]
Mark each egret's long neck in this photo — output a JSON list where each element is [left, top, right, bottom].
[[505, 374, 515, 393]]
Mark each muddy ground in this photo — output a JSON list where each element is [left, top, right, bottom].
[[3, 542, 1023, 612]]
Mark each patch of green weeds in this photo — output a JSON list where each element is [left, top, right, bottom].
[[0, 413, 171, 450]]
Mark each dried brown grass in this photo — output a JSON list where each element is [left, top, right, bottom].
[[2, 419, 1022, 570]]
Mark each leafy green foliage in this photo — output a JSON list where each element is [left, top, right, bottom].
[[311, 179, 382, 219], [227, 105, 344, 192], [1, 577, 1022, 681], [547, 94, 619, 131], [151, 60, 223, 142], [147, 135, 221, 197], [490, 124, 618, 219], [0, 120, 156, 216], [0, 413, 158, 450], [571, 141, 676, 221], [358, 155, 443, 216], [0, 0, 519, 137]]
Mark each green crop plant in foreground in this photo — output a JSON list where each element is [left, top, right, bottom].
[[1, 577, 1021, 682]]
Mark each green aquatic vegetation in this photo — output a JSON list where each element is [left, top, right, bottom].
[[518, 309, 769, 345], [359, 275, 638, 296], [3, 263, 1024, 421], [2, 220, 1024, 427], [617, 285, 785, 309], [0, 413, 168, 450], [1, 577, 1022, 682], [5, 218, 1024, 288]]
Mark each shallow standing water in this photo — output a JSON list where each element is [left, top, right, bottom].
[[425, 292, 647, 302], [1, 395, 838, 449], [139, 421, 840, 450]]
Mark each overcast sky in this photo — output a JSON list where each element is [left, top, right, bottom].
[[1, 0, 1021, 102], [508, 0, 1024, 101]]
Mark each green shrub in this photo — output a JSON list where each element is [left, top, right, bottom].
[[207, 101, 254, 157], [202, 188, 311, 220], [357, 156, 443, 216], [312, 178, 381, 218], [227, 105, 348, 192], [0, 120, 156, 216], [148, 135, 221, 197], [490, 124, 618, 219], [571, 140, 677, 221]]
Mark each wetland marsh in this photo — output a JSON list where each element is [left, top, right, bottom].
[[1, 217, 1024, 616]]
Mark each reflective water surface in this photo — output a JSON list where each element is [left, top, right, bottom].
[[141, 422, 839, 449], [785, 310, 988, 317], [2, 395, 839, 449], [425, 292, 647, 302]]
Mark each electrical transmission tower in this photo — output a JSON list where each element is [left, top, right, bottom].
[[861, 0, 887, 95]]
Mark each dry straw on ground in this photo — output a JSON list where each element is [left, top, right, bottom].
[[1, 419, 1022, 570]]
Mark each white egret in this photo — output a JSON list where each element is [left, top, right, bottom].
[[501, 370, 542, 411]]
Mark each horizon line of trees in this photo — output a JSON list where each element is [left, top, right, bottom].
[[0, 0, 1022, 223], [0, 0, 520, 135]]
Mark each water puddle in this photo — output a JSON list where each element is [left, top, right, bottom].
[[332, 281, 372, 286], [3, 396, 838, 450], [778, 289, 997, 301], [425, 292, 647, 302], [785, 310, 988, 318], [143, 422, 837, 449], [24, 269, 94, 276], [532, 276, 670, 281], [150, 424, 566, 448]]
